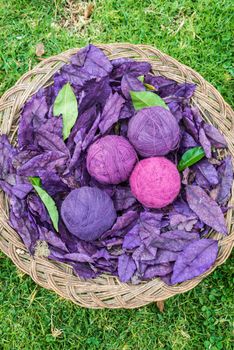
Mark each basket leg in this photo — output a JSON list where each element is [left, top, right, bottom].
[[156, 300, 165, 312]]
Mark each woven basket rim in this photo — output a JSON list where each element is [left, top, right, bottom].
[[0, 43, 233, 309]]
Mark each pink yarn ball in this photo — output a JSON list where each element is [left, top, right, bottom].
[[130, 157, 181, 208], [87, 135, 137, 185]]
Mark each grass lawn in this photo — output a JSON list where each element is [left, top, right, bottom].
[[0, 1, 233, 349]]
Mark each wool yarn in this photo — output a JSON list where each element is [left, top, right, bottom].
[[127, 106, 180, 157], [130, 157, 181, 208], [86, 135, 137, 185], [61, 186, 117, 241]]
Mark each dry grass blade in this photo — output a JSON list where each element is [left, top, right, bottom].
[[59, 1, 94, 32], [35, 43, 45, 57], [84, 3, 94, 19], [51, 312, 63, 338], [156, 300, 165, 312]]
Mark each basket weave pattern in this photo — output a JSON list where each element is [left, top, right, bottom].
[[0, 44, 233, 309]]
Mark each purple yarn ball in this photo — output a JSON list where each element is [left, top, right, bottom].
[[127, 106, 180, 157], [61, 186, 117, 241], [86, 135, 137, 185]]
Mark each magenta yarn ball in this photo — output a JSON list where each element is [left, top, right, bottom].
[[130, 157, 181, 208], [127, 106, 180, 157], [86, 135, 137, 185]]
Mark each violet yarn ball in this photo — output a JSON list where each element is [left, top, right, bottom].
[[86, 135, 137, 185], [130, 157, 181, 208], [61, 187, 117, 241], [127, 106, 180, 157]]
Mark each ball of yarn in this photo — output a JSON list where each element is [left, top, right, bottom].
[[61, 186, 117, 241], [127, 106, 180, 157], [130, 157, 181, 208], [86, 135, 137, 185]]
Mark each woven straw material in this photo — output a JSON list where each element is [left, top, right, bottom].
[[0, 44, 233, 309]]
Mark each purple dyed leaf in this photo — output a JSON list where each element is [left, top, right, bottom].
[[119, 102, 134, 120], [154, 249, 179, 264], [40, 116, 63, 137], [67, 105, 97, 150], [9, 196, 39, 254], [199, 128, 212, 158], [162, 230, 199, 240], [71, 44, 113, 78], [28, 194, 51, 223], [182, 107, 198, 141], [53, 65, 89, 94], [79, 76, 111, 115], [18, 90, 49, 147], [36, 130, 70, 157], [171, 239, 218, 284], [40, 171, 69, 196], [18, 151, 68, 176], [139, 212, 163, 239], [11, 183, 32, 199], [122, 224, 141, 250], [118, 254, 136, 282], [102, 210, 138, 239], [151, 230, 199, 252], [68, 141, 82, 171], [99, 93, 125, 134], [173, 198, 196, 216], [196, 159, 219, 186], [82, 113, 101, 150], [143, 263, 173, 279], [144, 75, 175, 93], [139, 245, 157, 262], [169, 207, 198, 231], [111, 59, 151, 79], [0, 135, 16, 179], [195, 170, 211, 189], [186, 185, 227, 234], [121, 73, 145, 99], [62, 253, 94, 263], [112, 186, 136, 211], [203, 123, 227, 148], [73, 262, 99, 279], [39, 226, 69, 252], [180, 132, 198, 150], [217, 156, 233, 204]]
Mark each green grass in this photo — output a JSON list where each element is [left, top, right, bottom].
[[0, 0, 233, 349]]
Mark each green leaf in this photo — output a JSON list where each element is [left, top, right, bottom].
[[29, 176, 41, 187], [29, 177, 59, 232], [130, 91, 169, 111], [138, 75, 144, 82], [137, 76, 156, 90], [178, 146, 206, 172], [144, 83, 156, 91], [53, 83, 78, 140]]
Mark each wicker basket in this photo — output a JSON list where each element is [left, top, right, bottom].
[[0, 44, 233, 309]]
